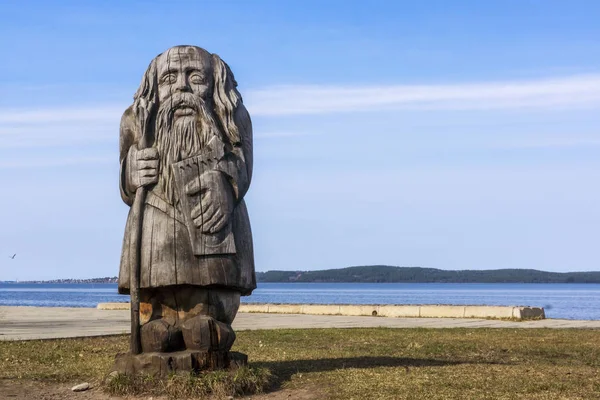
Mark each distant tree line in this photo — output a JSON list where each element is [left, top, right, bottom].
[[6, 267, 600, 284], [255, 266, 600, 283]]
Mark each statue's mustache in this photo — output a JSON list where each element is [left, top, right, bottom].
[[164, 94, 204, 112]]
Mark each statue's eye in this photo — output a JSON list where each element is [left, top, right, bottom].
[[162, 73, 177, 84], [189, 73, 205, 85]]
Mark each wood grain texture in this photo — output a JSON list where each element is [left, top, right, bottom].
[[118, 45, 255, 296], [117, 45, 256, 361], [113, 351, 247, 377], [171, 142, 236, 256]]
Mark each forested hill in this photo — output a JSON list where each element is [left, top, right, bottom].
[[256, 266, 600, 283]]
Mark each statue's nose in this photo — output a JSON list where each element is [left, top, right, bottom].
[[174, 75, 191, 92]]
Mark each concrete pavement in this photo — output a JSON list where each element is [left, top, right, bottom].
[[1, 306, 599, 341]]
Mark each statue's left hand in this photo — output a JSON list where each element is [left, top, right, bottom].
[[190, 171, 234, 234]]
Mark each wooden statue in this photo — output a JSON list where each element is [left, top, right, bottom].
[[114, 45, 255, 374]]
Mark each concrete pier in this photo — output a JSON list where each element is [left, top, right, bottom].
[[98, 302, 546, 320]]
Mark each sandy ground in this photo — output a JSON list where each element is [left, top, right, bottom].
[[0, 380, 321, 400]]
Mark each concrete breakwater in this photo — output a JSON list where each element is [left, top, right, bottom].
[[97, 303, 545, 320]]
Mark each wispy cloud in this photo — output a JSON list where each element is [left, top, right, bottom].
[[1, 74, 599, 127], [254, 131, 316, 139], [491, 135, 600, 150], [246, 74, 600, 115], [0, 106, 124, 125], [1, 74, 600, 156], [0, 124, 117, 149], [0, 155, 113, 169]]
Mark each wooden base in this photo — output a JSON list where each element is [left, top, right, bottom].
[[113, 350, 248, 376]]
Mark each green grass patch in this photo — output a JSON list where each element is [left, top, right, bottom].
[[1, 328, 600, 399]]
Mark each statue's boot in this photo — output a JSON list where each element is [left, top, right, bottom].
[[180, 315, 236, 351], [140, 319, 184, 353]]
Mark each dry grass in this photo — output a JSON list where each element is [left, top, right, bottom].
[[1, 328, 600, 399], [105, 366, 272, 398]]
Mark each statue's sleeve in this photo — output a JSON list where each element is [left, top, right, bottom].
[[216, 104, 253, 202], [119, 106, 139, 207]]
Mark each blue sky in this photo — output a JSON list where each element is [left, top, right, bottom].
[[1, 0, 600, 280]]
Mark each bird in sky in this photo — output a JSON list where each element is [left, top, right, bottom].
[[9, 254, 16, 259]]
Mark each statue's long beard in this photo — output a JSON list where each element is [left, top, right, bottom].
[[155, 98, 221, 205]]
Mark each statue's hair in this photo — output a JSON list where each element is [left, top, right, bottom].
[[131, 47, 243, 147], [211, 53, 242, 146]]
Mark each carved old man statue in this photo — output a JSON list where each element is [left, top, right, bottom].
[[117, 45, 255, 357]]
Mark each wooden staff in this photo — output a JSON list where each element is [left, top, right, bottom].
[[129, 107, 152, 355]]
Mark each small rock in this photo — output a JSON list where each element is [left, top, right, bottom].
[[105, 371, 119, 384], [71, 382, 90, 392]]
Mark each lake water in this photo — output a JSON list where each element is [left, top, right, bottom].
[[1, 282, 598, 320]]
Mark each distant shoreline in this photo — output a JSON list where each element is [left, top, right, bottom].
[[2, 265, 600, 285], [1, 278, 118, 284], [4, 281, 600, 284]]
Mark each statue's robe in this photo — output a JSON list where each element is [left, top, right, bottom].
[[117, 105, 256, 296]]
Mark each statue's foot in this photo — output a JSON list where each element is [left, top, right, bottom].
[[180, 315, 236, 351], [141, 319, 184, 353]]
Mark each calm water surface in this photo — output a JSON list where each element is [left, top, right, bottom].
[[1, 282, 598, 320]]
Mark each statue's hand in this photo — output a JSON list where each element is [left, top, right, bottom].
[[190, 171, 234, 234], [126, 146, 159, 192]]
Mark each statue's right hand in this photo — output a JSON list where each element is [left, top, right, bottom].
[[126, 146, 159, 192]]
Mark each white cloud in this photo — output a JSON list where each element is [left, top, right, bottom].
[[1, 73, 599, 159], [0, 106, 121, 151], [0, 106, 124, 125], [0, 124, 117, 149], [245, 74, 600, 115], [253, 131, 316, 139], [0, 74, 599, 128], [490, 135, 600, 150], [0, 155, 113, 169]]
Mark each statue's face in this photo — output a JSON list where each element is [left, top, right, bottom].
[[156, 47, 213, 118]]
